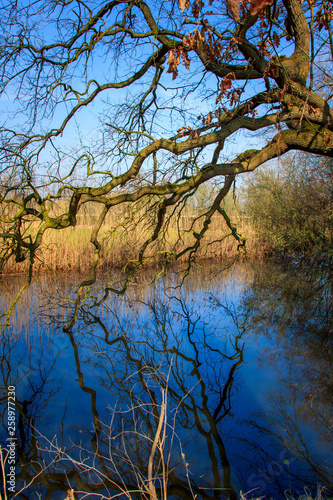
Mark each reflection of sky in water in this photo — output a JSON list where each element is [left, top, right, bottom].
[[0, 260, 332, 499]]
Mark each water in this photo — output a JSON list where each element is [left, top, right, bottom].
[[0, 259, 332, 499]]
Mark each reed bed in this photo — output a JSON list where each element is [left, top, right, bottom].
[[1, 200, 263, 275]]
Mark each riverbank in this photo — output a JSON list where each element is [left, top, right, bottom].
[[1, 206, 264, 275], [2, 194, 332, 276]]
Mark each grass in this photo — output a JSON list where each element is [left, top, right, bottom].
[[240, 485, 331, 500], [1, 200, 264, 275]]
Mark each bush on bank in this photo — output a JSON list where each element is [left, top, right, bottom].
[[242, 153, 333, 257]]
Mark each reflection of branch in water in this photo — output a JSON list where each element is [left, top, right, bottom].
[[235, 260, 333, 497], [243, 259, 333, 340], [2, 263, 332, 499], [3, 291, 247, 499], [0, 266, 32, 333], [240, 390, 333, 497], [75, 294, 246, 500], [0, 332, 68, 496], [1, 260, 332, 498], [241, 425, 331, 498]]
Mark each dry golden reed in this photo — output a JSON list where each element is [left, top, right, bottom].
[[1, 200, 263, 276]]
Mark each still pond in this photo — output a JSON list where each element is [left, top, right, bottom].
[[0, 259, 332, 499]]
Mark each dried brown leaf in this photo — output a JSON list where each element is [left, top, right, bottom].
[[178, 0, 190, 12], [227, 0, 239, 21], [206, 112, 213, 125], [272, 31, 280, 47], [189, 129, 201, 139], [167, 49, 179, 79], [249, 0, 273, 15]]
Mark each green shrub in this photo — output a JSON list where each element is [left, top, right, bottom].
[[242, 153, 333, 256]]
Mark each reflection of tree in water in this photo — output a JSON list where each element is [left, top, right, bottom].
[[0, 291, 246, 499], [245, 259, 333, 337], [238, 260, 333, 497], [0, 326, 66, 496], [1, 261, 332, 499]]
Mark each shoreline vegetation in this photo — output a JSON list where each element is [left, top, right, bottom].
[[0, 197, 263, 276], [1, 154, 332, 276], [0, 216, 261, 276], [1, 199, 332, 276]]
